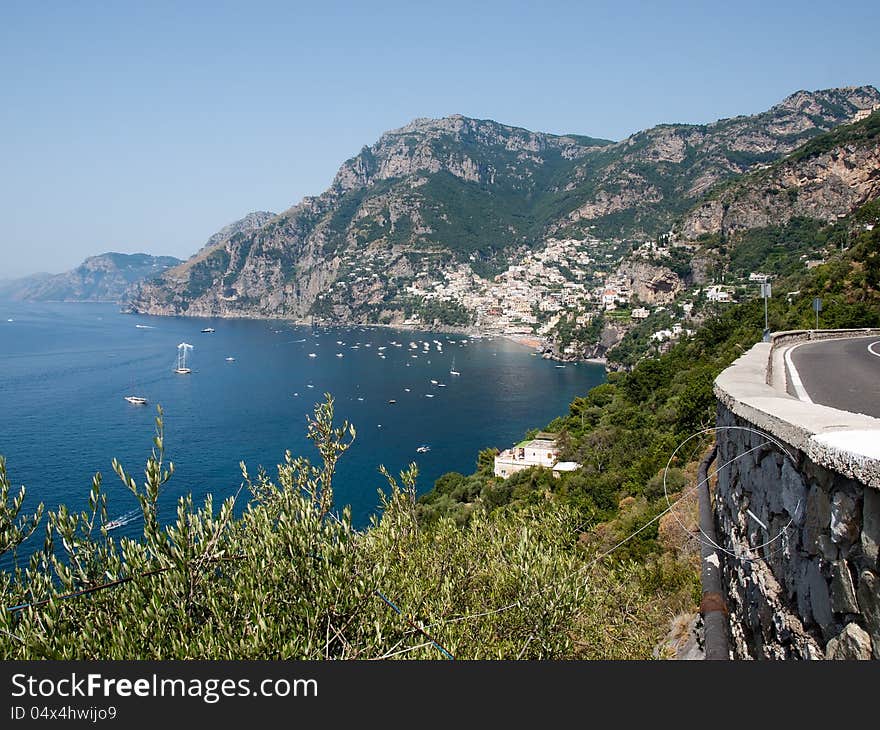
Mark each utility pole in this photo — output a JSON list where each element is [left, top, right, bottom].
[[813, 297, 822, 330], [761, 281, 771, 341]]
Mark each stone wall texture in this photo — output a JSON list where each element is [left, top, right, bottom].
[[715, 404, 880, 659]]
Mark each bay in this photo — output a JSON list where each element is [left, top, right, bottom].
[[0, 302, 604, 549]]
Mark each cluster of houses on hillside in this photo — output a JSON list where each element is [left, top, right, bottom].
[[405, 237, 605, 335]]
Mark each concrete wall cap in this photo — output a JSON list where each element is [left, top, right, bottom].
[[714, 330, 880, 490]]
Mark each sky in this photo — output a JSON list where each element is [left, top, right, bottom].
[[1, 0, 878, 278]]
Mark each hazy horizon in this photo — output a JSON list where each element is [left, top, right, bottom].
[[2, 0, 878, 279]]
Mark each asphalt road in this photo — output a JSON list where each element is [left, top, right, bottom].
[[788, 336, 880, 418]]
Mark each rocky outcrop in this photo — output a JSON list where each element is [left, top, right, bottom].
[[196, 211, 276, 256], [0, 253, 182, 303], [614, 260, 682, 304], [680, 110, 880, 238], [563, 87, 880, 237]]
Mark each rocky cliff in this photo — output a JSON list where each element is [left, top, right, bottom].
[[680, 109, 880, 238], [0, 253, 182, 302], [129, 86, 880, 322]]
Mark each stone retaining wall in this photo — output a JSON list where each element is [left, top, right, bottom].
[[713, 330, 880, 659]]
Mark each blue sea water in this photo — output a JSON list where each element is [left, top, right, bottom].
[[0, 302, 604, 545]]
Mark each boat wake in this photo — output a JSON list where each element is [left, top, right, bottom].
[[105, 509, 140, 531]]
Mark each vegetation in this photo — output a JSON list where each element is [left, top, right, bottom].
[[0, 401, 670, 659]]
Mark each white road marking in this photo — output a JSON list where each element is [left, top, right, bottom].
[[784, 343, 813, 403], [747, 509, 768, 530], [868, 340, 880, 358]]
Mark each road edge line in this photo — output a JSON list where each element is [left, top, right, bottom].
[[783, 343, 813, 404]]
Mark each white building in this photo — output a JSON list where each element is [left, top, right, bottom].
[[631, 307, 650, 319], [706, 285, 732, 303], [494, 438, 580, 479]]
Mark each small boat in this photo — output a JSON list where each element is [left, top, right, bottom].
[[307, 384, 315, 388], [336, 353, 344, 357], [430, 379, 438, 384], [201, 327, 215, 333], [450, 357, 460, 375], [416, 445, 431, 453], [124, 395, 148, 405], [437, 383, 447, 387], [404, 388, 411, 392], [135, 324, 153, 329], [425, 393, 434, 398], [225, 356, 235, 362], [174, 342, 193, 374], [308, 353, 317, 358], [388, 399, 396, 404], [105, 509, 139, 531]]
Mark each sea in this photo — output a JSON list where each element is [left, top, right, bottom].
[[0, 301, 605, 548]]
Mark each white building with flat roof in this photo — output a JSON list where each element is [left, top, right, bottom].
[[493, 438, 580, 479]]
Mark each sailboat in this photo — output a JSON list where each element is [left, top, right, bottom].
[[175, 342, 194, 374], [449, 356, 461, 376]]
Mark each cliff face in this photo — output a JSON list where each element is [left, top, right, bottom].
[[128, 86, 880, 322], [561, 87, 880, 236], [680, 110, 880, 238], [0, 253, 182, 302], [614, 260, 683, 304]]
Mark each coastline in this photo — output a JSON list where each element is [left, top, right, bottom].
[[124, 305, 613, 367], [501, 333, 608, 368]]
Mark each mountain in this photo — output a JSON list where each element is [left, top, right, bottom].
[[129, 86, 880, 322], [0, 253, 183, 302], [194, 211, 277, 256], [680, 109, 880, 239]]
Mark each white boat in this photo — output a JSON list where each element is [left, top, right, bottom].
[[416, 445, 431, 453], [425, 393, 434, 398], [308, 353, 317, 358], [225, 356, 235, 362], [430, 379, 438, 384], [336, 353, 344, 358], [175, 342, 193, 374], [124, 395, 148, 405], [449, 357, 461, 376], [201, 327, 215, 333]]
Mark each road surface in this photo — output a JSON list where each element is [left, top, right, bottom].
[[787, 336, 880, 418]]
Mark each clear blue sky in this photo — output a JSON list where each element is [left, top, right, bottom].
[[2, 0, 878, 277]]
